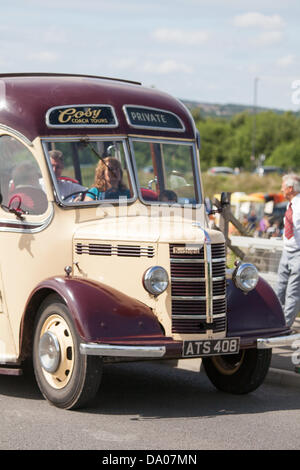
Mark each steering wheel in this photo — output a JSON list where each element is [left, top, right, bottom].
[[63, 190, 96, 202], [8, 186, 48, 215]]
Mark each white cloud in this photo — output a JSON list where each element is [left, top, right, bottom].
[[111, 58, 137, 70], [277, 54, 296, 67], [253, 30, 283, 46], [233, 12, 285, 29], [152, 28, 209, 46], [28, 51, 59, 63], [43, 28, 68, 45], [143, 59, 193, 75]]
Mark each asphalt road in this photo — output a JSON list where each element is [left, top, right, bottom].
[[0, 360, 299, 451]]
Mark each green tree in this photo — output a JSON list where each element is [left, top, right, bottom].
[[193, 109, 300, 172], [268, 138, 300, 170]]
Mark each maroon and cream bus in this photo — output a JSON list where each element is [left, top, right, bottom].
[[0, 73, 298, 409]]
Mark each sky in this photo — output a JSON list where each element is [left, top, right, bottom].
[[0, 0, 300, 111]]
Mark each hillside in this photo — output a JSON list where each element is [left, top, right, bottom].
[[181, 99, 294, 118]]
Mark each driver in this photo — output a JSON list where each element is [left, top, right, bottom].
[[9, 161, 48, 215], [49, 150, 86, 201], [11, 161, 42, 189], [84, 157, 131, 201]]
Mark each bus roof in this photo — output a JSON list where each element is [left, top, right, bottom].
[[0, 73, 196, 142]]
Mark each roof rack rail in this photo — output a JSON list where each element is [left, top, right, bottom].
[[0, 72, 142, 86]]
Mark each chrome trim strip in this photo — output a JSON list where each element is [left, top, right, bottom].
[[172, 295, 226, 301], [0, 205, 54, 234], [190, 223, 214, 325], [173, 314, 226, 320], [171, 276, 225, 282], [170, 257, 226, 263], [204, 229, 214, 324], [257, 333, 300, 349], [80, 343, 166, 358], [40, 135, 127, 142]]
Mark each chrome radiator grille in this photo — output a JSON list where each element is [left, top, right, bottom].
[[170, 243, 226, 334]]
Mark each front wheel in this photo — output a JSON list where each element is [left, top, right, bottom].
[[202, 348, 272, 394], [33, 295, 102, 409]]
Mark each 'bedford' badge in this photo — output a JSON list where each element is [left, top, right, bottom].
[[172, 246, 202, 255]]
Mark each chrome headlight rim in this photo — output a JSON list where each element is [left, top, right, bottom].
[[143, 266, 169, 296], [233, 262, 259, 293]]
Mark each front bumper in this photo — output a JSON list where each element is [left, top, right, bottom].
[[257, 332, 300, 349], [80, 333, 300, 358], [80, 343, 166, 358]]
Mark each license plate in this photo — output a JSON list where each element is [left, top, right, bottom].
[[183, 337, 240, 357]]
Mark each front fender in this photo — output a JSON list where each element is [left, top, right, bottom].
[[227, 277, 288, 338], [24, 276, 164, 343]]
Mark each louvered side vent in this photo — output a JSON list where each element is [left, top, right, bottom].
[[75, 243, 112, 256], [170, 243, 226, 334], [75, 243, 155, 258], [116, 245, 155, 258]]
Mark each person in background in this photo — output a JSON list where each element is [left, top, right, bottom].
[[247, 209, 257, 231], [258, 214, 270, 236], [268, 219, 282, 238], [276, 173, 300, 328]]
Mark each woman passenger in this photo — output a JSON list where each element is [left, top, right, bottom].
[[84, 157, 130, 201]]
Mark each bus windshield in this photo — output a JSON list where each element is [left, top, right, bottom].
[[130, 138, 201, 205], [43, 138, 135, 204]]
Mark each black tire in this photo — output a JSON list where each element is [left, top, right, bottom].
[[33, 294, 102, 409], [202, 348, 272, 394]]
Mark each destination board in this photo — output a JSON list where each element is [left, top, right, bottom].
[[46, 105, 118, 128], [123, 106, 185, 131]]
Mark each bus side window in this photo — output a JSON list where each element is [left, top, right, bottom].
[[0, 135, 48, 215]]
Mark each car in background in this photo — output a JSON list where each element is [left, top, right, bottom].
[[254, 166, 284, 177], [207, 166, 234, 175]]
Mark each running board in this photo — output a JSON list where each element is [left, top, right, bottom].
[[0, 366, 23, 376]]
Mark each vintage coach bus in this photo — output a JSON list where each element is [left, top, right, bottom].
[[0, 73, 298, 409]]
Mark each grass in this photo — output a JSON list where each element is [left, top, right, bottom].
[[202, 173, 282, 200]]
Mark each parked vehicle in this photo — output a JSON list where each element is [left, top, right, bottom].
[[254, 166, 284, 177], [207, 166, 235, 175], [0, 73, 298, 409]]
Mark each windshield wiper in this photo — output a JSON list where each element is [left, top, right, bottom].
[[79, 137, 118, 178]]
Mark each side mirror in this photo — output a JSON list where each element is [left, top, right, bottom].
[[220, 192, 231, 206], [204, 197, 213, 214]]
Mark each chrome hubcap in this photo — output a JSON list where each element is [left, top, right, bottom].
[[39, 331, 61, 373], [38, 314, 75, 389]]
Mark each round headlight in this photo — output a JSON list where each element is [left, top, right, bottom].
[[233, 263, 259, 292], [143, 266, 169, 296]]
